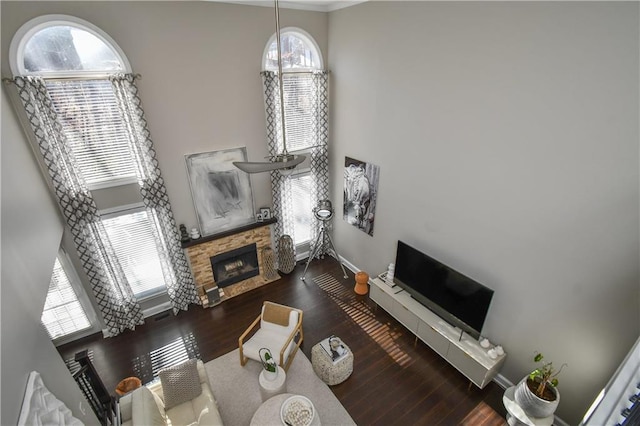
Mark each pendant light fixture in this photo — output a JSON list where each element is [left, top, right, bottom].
[[233, 0, 305, 174]]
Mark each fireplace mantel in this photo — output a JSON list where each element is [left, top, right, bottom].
[[181, 218, 276, 249]]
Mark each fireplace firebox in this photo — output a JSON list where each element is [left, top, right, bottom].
[[210, 243, 259, 288]]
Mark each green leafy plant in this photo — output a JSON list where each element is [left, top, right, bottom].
[[259, 348, 277, 373], [527, 352, 567, 400]]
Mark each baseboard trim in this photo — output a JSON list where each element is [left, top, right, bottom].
[[143, 301, 172, 318], [493, 373, 513, 390], [337, 254, 359, 274]]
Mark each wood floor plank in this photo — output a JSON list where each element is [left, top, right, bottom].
[[57, 258, 508, 424]]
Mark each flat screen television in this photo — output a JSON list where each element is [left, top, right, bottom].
[[393, 241, 494, 340]]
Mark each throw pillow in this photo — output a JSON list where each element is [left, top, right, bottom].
[[158, 359, 202, 410]]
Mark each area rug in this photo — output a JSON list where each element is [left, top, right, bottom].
[[205, 349, 355, 425]]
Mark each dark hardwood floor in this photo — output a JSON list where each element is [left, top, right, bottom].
[[58, 258, 508, 425]]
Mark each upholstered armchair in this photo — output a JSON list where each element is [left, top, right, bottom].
[[238, 301, 303, 372]]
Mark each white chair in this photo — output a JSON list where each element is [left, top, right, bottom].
[[238, 301, 303, 372]]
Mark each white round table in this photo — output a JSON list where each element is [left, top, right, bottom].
[[259, 366, 286, 401], [503, 386, 554, 426], [250, 393, 320, 426]]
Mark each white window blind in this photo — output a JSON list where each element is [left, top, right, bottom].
[[283, 73, 315, 152], [46, 80, 137, 188], [41, 257, 91, 340], [102, 209, 166, 298], [290, 172, 313, 245]]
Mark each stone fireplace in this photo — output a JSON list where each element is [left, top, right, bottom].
[[183, 219, 279, 306]]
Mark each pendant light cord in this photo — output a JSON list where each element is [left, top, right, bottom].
[[274, 0, 289, 156]]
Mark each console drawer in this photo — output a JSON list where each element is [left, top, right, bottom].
[[447, 344, 489, 388], [370, 284, 395, 313], [392, 300, 419, 333], [416, 321, 449, 358]]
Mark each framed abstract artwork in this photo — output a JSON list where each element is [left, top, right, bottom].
[[185, 147, 255, 236]]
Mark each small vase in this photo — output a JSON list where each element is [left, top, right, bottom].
[[354, 271, 369, 295]]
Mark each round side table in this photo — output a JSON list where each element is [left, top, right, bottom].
[[259, 366, 286, 401], [311, 340, 353, 386], [250, 393, 320, 426], [503, 386, 554, 426]]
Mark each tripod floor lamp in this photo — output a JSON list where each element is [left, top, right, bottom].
[[301, 199, 348, 281]]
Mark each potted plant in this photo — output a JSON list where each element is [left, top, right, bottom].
[[514, 352, 566, 418], [259, 348, 278, 381]]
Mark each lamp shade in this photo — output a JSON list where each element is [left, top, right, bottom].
[[314, 199, 333, 221]]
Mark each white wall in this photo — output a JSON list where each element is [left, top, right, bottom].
[[1, 89, 99, 424], [328, 2, 639, 424]]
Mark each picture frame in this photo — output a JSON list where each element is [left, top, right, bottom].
[[344, 156, 380, 236], [259, 207, 271, 220], [185, 148, 255, 236]]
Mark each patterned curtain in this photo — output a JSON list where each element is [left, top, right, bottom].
[[13, 76, 144, 336], [110, 74, 200, 313], [309, 72, 330, 255], [261, 71, 330, 255], [262, 71, 295, 243]]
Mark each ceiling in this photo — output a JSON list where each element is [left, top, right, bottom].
[[211, 0, 368, 12]]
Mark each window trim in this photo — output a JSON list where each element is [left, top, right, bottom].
[[262, 26, 324, 71], [9, 14, 131, 77]]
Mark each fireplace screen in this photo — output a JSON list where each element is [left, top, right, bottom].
[[210, 243, 259, 288]]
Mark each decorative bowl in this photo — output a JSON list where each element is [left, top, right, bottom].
[[280, 395, 315, 426]]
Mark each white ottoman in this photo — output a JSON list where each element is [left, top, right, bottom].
[[259, 366, 286, 401], [311, 340, 353, 385]]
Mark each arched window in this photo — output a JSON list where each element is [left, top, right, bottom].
[[262, 27, 324, 155], [261, 29, 326, 249], [10, 16, 171, 323], [10, 14, 130, 77], [263, 28, 323, 71], [10, 15, 136, 188]]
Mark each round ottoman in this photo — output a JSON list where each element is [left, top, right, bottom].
[[311, 341, 353, 385]]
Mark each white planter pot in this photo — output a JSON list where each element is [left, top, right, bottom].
[[514, 378, 559, 418], [263, 368, 278, 381]]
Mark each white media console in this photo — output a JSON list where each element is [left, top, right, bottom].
[[369, 276, 506, 389]]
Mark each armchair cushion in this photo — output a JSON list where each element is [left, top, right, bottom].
[[240, 328, 297, 365], [131, 386, 165, 426], [158, 359, 202, 410], [260, 308, 299, 335], [164, 383, 221, 426]]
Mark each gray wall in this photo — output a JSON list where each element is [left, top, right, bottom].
[[1, 0, 328, 230], [0, 2, 326, 423], [328, 2, 639, 424], [1, 0, 328, 321], [1, 89, 99, 424], [2, 1, 638, 424]]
